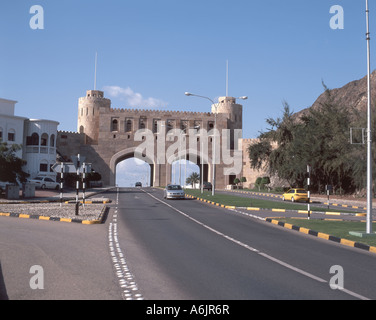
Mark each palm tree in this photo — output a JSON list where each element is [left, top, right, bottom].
[[186, 172, 200, 189]]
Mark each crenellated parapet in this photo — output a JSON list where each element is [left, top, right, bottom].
[[109, 107, 212, 118]]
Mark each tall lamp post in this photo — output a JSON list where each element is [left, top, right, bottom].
[[185, 92, 247, 196], [366, 0, 373, 234]]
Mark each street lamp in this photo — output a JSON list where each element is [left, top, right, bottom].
[[185, 92, 248, 196], [365, 0, 373, 234]]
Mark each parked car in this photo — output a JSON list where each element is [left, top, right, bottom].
[[164, 184, 185, 200], [282, 188, 309, 203], [0, 180, 22, 194], [203, 181, 212, 191], [28, 176, 60, 190], [135, 182, 142, 187]]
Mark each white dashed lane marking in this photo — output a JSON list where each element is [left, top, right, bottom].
[[108, 188, 144, 300]]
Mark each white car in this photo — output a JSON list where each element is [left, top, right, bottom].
[[28, 176, 60, 190], [0, 180, 22, 194], [164, 184, 185, 200]]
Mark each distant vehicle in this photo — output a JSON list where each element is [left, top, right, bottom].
[[203, 181, 212, 191], [135, 182, 142, 187], [164, 184, 185, 200], [28, 176, 59, 190], [282, 188, 309, 203]]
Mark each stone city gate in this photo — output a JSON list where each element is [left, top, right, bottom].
[[57, 90, 244, 188]]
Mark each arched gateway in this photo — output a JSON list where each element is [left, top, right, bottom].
[[57, 90, 244, 188]]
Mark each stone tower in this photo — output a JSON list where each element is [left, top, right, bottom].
[[213, 97, 243, 150], [57, 89, 246, 188], [77, 90, 111, 145]]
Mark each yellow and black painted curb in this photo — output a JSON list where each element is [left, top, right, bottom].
[[0, 206, 109, 225], [224, 189, 367, 210], [64, 199, 111, 204], [265, 218, 376, 254], [185, 194, 364, 217], [0, 198, 111, 205]]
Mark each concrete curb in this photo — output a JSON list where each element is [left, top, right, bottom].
[[185, 194, 364, 217], [223, 189, 368, 210], [0, 206, 109, 225], [265, 218, 376, 254], [0, 187, 115, 205]]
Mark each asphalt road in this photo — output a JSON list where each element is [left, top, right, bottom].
[[0, 213, 121, 300], [1, 187, 376, 300], [112, 188, 376, 300]]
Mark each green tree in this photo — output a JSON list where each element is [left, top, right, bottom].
[[240, 177, 247, 187], [186, 172, 200, 188], [0, 143, 28, 183], [248, 86, 359, 193]]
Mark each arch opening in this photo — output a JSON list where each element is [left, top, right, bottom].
[[170, 154, 209, 188], [116, 157, 152, 187]]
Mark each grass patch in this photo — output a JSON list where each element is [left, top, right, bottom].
[[276, 218, 376, 248], [184, 189, 357, 213]]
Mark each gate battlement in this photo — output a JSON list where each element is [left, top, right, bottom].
[[57, 89, 245, 188]]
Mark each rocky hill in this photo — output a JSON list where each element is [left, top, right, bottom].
[[296, 70, 376, 119]]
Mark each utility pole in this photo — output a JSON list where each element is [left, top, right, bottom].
[[366, 0, 373, 234]]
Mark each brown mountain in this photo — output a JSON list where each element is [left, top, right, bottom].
[[296, 70, 376, 119]]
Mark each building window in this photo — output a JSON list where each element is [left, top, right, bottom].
[[153, 119, 161, 133], [0, 128, 3, 142], [112, 119, 119, 132], [50, 134, 55, 147], [180, 120, 188, 134], [166, 119, 174, 133], [194, 121, 201, 131], [139, 117, 146, 130], [8, 129, 15, 142], [40, 162, 48, 172], [26, 133, 39, 146], [41, 133, 48, 146], [126, 119, 132, 132]]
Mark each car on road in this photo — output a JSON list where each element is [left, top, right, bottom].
[[202, 181, 212, 191], [164, 184, 185, 200], [28, 176, 60, 190], [282, 188, 309, 203], [135, 182, 142, 187]]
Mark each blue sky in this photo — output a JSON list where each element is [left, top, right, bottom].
[[0, 1, 372, 138], [0, 1, 373, 185]]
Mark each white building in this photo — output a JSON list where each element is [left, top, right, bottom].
[[0, 98, 27, 159], [0, 98, 59, 180], [23, 119, 59, 179]]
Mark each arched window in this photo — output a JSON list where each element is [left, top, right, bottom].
[[50, 134, 55, 147], [31, 133, 39, 145], [126, 119, 132, 132], [41, 133, 48, 146], [112, 119, 118, 132]]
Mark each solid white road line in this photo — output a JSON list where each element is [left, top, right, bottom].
[[144, 189, 370, 300]]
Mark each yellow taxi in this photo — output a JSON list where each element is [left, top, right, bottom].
[[282, 188, 309, 203]]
